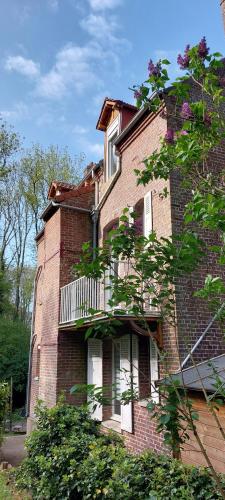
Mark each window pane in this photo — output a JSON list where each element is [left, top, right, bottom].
[[108, 132, 118, 177]]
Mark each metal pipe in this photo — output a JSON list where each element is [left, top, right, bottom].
[[181, 301, 225, 369], [51, 200, 91, 214], [91, 209, 99, 258]]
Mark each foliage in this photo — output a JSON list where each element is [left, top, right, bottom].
[[0, 382, 9, 444], [0, 119, 20, 180], [74, 39, 225, 473], [0, 316, 30, 399], [19, 144, 84, 234], [0, 263, 11, 314], [15, 402, 225, 499], [15, 401, 122, 499]]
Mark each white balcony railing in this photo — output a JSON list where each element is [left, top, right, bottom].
[[60, 277, 100, 324], [60, 263, 159, 325]]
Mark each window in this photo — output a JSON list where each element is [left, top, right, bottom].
[[107, 117, 119, 179]]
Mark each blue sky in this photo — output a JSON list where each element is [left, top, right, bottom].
[[0, 0, 224, 165]]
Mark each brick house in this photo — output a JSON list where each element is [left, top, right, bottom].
[[27, 93, 225, 459]]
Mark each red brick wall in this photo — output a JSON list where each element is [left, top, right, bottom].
[[98, 110, 180, 373], [57, 332, 87, 405], [123, 402, 168, 455], [166, 83, 225, 365], [29, 189, 94, 420]]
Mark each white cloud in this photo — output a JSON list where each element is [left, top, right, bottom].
[[0, 102, 29, 121], [36, 42, 104, 99], [5, 55, 40, 79], [81, 13, 118, 40], [73, 125, 89, 134], [48, 0, 60, 11], [87, 142, 103, 156], [80, 13, 130, 51], [88, 0, 123, 10]]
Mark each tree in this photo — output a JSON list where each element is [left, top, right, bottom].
[[20, 144, 84, 234], [0, 316, 30, 405], [0, 119, 20, 180], [74, 39, 225, 497]]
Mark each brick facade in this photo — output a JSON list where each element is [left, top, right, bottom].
[[27, 187, 94, 430], [28, 90, 225, 462]]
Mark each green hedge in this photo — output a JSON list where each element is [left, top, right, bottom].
[[0, 382, 9, 444], [16, 402, 225, 499]]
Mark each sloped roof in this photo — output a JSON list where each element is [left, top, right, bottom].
[[48, 181, 77, 199], [96, 97, 137, 131], [161, 354, 225, 394]]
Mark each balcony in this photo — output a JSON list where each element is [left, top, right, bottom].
[[60, 263, 160, 326]]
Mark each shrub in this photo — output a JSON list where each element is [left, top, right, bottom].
[[15, 401, 123, 499], [0, 382, 9, 444], [16, 402, 225, 499]]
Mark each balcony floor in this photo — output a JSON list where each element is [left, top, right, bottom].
[[59, 309, 161, 331]]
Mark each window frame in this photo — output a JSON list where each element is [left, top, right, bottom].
[[106, 116, 120, 180]]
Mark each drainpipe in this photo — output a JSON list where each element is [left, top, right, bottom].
[[92, 209, 99, 258]]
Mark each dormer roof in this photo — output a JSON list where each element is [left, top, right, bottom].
[[96, 97, 137, 131], [48, 181, 77, 200]]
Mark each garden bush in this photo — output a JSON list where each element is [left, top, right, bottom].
[[16, 401, 225, 499], [0, 382, 9, 444]]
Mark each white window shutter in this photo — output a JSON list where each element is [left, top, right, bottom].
[[144, 191, 152, 238], [131, 334, 139, 397], [104, 267, 111, 311], [87, 338, 103, 421], [120, 335, 132, 433], [150, 337, 159, 403], [128, 206, 133, 226]]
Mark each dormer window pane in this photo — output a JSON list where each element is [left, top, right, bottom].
[[107, 116, 119, 180], [108, 132, 118, 177]]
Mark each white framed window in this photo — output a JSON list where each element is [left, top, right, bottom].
[[107, 117, 120, 179]]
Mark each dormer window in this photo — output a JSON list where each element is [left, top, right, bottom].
[[107, 117, 119, 179]]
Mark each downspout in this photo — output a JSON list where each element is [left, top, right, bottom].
[[26, 265, 42, 418], [92, 209, 99, 258]]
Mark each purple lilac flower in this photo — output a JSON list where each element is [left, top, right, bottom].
[[180, 130, 188, 136], [219, 77, 225, 87], [134, 217, 143, 235], [181, 102, 193, 120], [177, 45, 190, 70], [134, 89, 142, 100], [164, 129, 175, 144], [198, 37, 209, 59], [148, 59, 161, 77]]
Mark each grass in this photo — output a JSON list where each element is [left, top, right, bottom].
[[0, 473, 13, 500], [0, 472, 29, 500]]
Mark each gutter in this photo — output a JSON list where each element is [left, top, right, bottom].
[[114, 91, 160, 148], [51, 200, 91, 214], [40, 200, 92, 220]]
